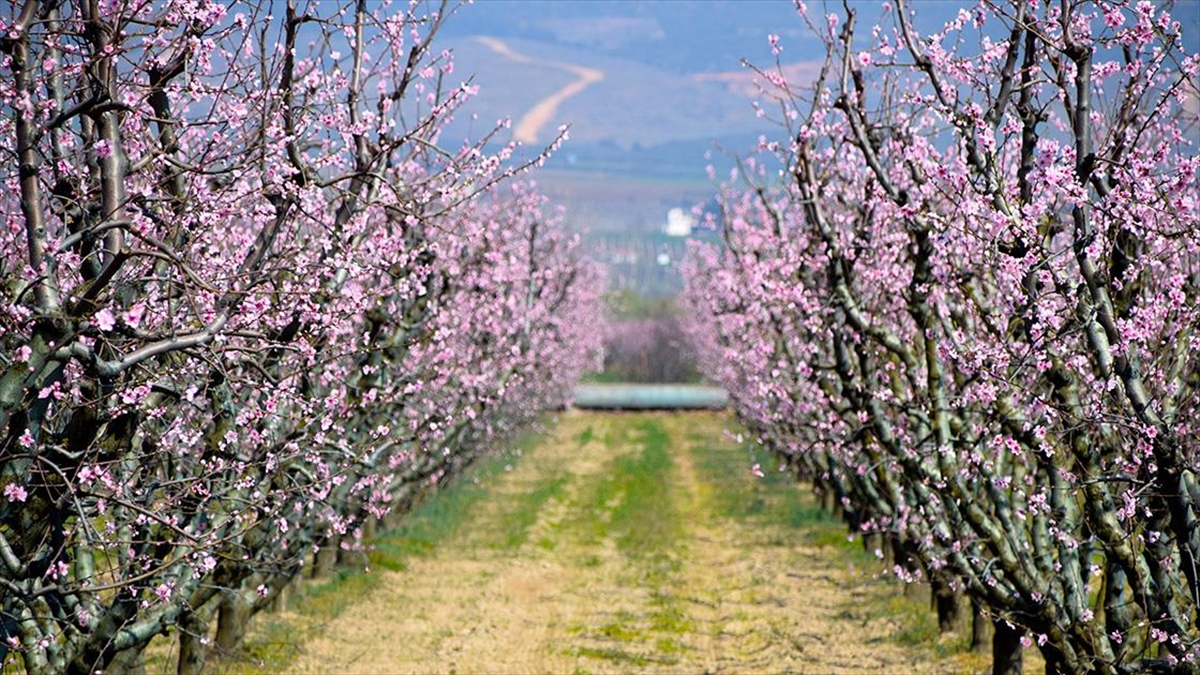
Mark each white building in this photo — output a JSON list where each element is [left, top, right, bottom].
[[664, 207, 696, 237]]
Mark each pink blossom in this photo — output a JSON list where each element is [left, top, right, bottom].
[[47, 561, 67, 581], [4, 483, 28, 503], [122, 302, 145, 328], [1104, 5, 1124, 29], [154, 581, 175, 604], [681, 0, 1200, 665], [93, 308, 115, 331]]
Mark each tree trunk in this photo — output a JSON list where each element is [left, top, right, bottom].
[[384, 506, 405, 531], [1040, 645, 1068, 675], [971, 599, 993, 652], [932, 573, 965, 634], [215, 588, 252, 654], [862, 531, 878, 555], [107, 647, 147, 675], [1102, 562, 1132, 664], [270, 576, 294, 613], [337, 529, 365, 567], [176, 609, 209, 675], [312, 535, 339, 578], [879, 535, 895, 568], [992, 619, 1024, 675]]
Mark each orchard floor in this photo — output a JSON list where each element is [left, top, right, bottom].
[[266, 412, 989, 674]]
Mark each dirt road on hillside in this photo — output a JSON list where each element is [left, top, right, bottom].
[[284, 412, 957, 674], [475, 37, 603, 144]]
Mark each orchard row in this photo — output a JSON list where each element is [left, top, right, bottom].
[[0, 1, 602, 673], [684, 1, 1200, 673]]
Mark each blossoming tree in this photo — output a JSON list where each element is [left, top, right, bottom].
[[684, 1, 1199, 672], [0, 1, 602, 673]]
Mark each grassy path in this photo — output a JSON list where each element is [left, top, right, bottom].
[[277, 412, 963, 673]]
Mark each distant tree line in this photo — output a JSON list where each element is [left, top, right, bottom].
[[598, 292, 700, 384]]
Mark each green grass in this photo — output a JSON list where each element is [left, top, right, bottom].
[[379, 471, 509, 557], [564, 417, 693, 665], [685, 420, 982, 664], [604, 421, 683, 560], [577, 425, 595, 446], [596, 622, 645, 641], [879, 593, 978, 660], [213, 429, 547, 674], [161, 413, 995, 674], [602, 288, 686, 320], [370, 478, 491, 564], [648, 591, 693, 634], [572, 646, 669, 667], [484, 473, 569, 550], [579, 370, 625, 383], [688, 429, 834, 535], [570, 418, 687, 611]]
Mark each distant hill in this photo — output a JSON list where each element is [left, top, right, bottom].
[[441, 35, 782, 165], [441, 0, 808, 75], [435, 2, 805, 296], [435, 0, 1200, 296]]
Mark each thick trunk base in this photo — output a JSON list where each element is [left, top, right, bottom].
[[970, 600, 993, 653], [106, 648, 147, 675], [215, 590, 253, 654], [312, 536, 340, 578], [992, 619, 1024, 675], [176, 609, 209, 675], [932, 574, 965, 634]]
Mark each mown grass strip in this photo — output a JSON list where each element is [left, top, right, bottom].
[[567, 416, 694, 667], [211, 428, 547, 674], [607, 419, 682, 560], [370, 470, 494, 567], [687, 427, 832, 534], [685, 419, 991, 669], [483, 472, 569, 550]]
